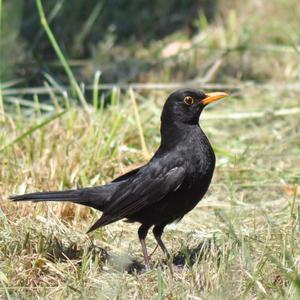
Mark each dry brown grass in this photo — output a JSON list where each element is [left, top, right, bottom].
[[1, 0, 300, 298]]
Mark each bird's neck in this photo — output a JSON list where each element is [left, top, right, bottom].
[[160, 120, 204, 150]]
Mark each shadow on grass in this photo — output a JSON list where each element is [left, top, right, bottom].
[[35, 236, 108, 267], [127, 239, 221, 274], [34, 235, 220, 274]]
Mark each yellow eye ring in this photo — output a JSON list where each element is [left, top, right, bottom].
[[184, 96, 194, 105]]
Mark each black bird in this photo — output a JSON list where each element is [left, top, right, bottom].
[[10, 89, 228, 269]]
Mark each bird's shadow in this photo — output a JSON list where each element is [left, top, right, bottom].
[[41, 237, 220, 274], [41, 237, 109, 266], [127, 239, 221, 274]]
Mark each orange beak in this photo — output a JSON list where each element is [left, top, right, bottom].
[[202, 92, 228, 105]]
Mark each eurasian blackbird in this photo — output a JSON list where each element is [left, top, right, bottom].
[[10, 89, 228, 269]]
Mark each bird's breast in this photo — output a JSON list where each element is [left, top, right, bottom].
[[182, 127, 215, 177], [179, 129, 216, 206]]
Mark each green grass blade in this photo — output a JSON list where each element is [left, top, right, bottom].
[[92, 70, 101, 110], [35, 0, 88, 110], [129, 88, 150, 159], [0, 110, 66, 153]]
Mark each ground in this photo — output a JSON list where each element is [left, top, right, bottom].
[[0, 0, 300, 298]]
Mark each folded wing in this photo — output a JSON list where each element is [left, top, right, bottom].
[[88, 156, 186, 232]]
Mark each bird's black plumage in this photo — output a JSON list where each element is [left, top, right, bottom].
[[10, 88, 228, 269]]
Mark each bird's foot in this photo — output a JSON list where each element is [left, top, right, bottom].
[[144, 261, 151, 271]]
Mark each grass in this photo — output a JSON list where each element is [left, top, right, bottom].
[[35, 0, 88, 110], [0, 0, 300, 298]]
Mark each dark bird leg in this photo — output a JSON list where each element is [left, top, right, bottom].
[[153, 224, 170, 259], [138, 224, 151, 270]]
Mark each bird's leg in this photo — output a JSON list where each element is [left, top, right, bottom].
[[153, 224, 170, 259], [138, 224, 151, 270]]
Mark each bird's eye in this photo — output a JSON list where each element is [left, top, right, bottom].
[[183, 96, 194, 106]]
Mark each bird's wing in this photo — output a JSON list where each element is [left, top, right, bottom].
[[112, 166, 142, 183], [87, 156, 185, 231]]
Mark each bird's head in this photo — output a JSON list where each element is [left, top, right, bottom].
[[161, 88, 228, 125]]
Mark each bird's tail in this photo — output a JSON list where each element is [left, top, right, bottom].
[[9, 188, 105, 210], [10, 183, 122, 232], [11, 189, 79, 202]]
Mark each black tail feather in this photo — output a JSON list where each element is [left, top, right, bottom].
[[9, 189, 83, 202], [9, 186, 110, 211]]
